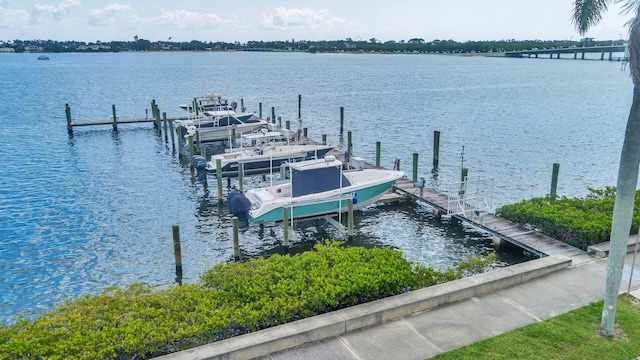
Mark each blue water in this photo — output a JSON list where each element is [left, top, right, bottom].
[[0, 52, 632, 324]]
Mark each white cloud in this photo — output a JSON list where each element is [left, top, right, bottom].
[[157, 9, 222, 30], [260, 7, 344, 29], [0, 6, 29, 29], [31, 0, 79, 24], [87, 4, 138, 27]]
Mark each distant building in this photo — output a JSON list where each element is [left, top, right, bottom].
[[24, 45, 44, 53], [0, 47, 15, 52], [78, 44, 112, 51]]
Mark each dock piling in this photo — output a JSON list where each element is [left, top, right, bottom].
[[172, 225, 183, 284], [232, 217, 240, 261], [65, 103, 72, 135], [111, 104, 118, 131], [322, 134, 327, 145], [550, 163, 560, 200], [298, 95, 302, 120], [347, 131, 352, 155], [339, 106, 344, 133], [259, 102, 262, 118], [283, 208, 290, 247], [169, 119, 175, 149], [216, 158, 223, 204], [375, 142, 381, 167], [412, 152, 419, 183], [238, 163, 244, 192], [271, 107, 276, 124], [163, 112, 168, 143], [347, 198, 354, 242], [433, 131, 440, 167]]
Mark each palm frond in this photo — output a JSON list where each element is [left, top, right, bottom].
[[572, 0, 611, 34], [616, 0, 640, 15]]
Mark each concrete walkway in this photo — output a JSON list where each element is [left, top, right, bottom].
[[156, 245, 640, 360]]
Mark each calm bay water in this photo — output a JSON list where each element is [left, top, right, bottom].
[[0, 51, 631, 324]]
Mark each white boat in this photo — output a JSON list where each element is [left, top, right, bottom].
[[230, 156, 404, 224], [179, 92, 234, 113], [205, 132, 336, 178], [176, 114, 267, 143]]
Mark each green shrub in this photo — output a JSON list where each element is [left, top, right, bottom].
[[495, 187, 640, 249], [0, 241, 495, 359]]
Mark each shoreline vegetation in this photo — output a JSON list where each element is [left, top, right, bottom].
[[0, 241, 495, 359], [1, 37, 625, 54]]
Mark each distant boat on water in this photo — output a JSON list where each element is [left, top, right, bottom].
[[37, 55, 49, 60]]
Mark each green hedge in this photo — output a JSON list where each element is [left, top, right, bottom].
[[0, 241, 495, 359], [495, 187, 640, 249]]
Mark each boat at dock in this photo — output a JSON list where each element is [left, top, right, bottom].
[[205, 131, 336, 178], [179, 92, 234, 113], [230, 156, 404, 224], [175, 113, 267, 143]]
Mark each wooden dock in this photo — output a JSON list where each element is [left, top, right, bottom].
[[392, 178, 585, 259], [321, 141, 585, 260]]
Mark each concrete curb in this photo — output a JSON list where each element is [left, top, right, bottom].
[[154, 255, 572, 360], [587, 236, 640, 258]]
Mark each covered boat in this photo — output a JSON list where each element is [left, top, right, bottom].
[[235, 156, 404, 224]]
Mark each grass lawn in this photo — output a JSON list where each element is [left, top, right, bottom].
[[432, 294, 640, 360]]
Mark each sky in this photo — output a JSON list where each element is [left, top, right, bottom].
[[0, 0, 632, 43]]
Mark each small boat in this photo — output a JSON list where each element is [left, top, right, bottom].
[[230, 156, 404, 225], [176, 114, 267, 143], [37, 55, 49, 60], [205, 131, 336, 178], [179, 92, 231, 112]]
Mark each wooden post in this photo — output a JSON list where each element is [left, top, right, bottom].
[[238, 162, 244, 192], [172, 225, 183, 283], [322, 134, 327, 145], [303, 128, 308, 138], [298, 94, 302, 119], [216, 158, 223, 204], [259, 102, 262, 118], [347, 131, 352, 154], [413, 152, 419, 183], [283, 207, 289, 247], [375, 141, 381, 167], [433, 131, 440, 167], [65, 103, 72, 135], [550, 163, 560, 200], [240, 98, 244, 111], [286, 120, 290, 130], [232, 217, 240, 261], [163, 112, 168, 142], [151, 100, 157, 129], [278, 116, 282, 128], [200, 145, 206, 161], [177, 126, 184, 157], [339, 106, 344, 133], [169, 119, 175, 149], [111, 104, 118, 131], [347, 198, 354, 242], [188, 135, 194, 167], [271, 107, 276, 124]]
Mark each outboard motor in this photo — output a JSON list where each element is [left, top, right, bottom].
[[192, 155, 208, 186], [228, 191, 251, 231]]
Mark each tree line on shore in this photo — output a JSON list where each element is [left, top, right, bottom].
[[1, 37, 625, 54]]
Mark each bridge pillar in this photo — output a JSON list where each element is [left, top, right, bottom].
[[601, 50, 605, 60], [574, 52, 577, 59], [609, 51, 613, 61], [549, 53, 553, 59], [581, 52, 585, 60]]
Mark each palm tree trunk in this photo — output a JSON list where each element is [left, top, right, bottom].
[[601, 84, 640, 336]]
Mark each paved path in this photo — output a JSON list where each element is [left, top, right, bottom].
[[266, 252, 640, 360]]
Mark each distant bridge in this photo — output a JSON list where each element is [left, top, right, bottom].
[[504, 44, 627, 61]]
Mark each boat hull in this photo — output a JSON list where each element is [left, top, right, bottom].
[[249, 179, 397, 224], [206, 147, 333, 178]]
